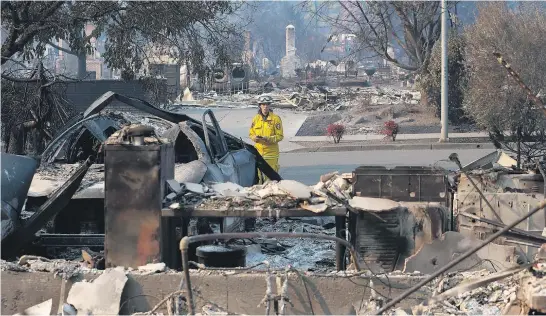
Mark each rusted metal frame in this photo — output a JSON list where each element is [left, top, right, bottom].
[[353, 167, 448, 203], [450, 153, 532, 262], [104, 142, 174, 268], [451, 155, 505, 223], [460, 212, 546, 243], [375, 200, 546, 315], [179, 232, 361, 315], [1, 158, 92, 258]]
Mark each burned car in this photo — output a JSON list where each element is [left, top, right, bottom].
[[26, 92, 280, 236]]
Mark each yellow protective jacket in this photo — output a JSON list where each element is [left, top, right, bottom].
[[249, 111, 284, 159]]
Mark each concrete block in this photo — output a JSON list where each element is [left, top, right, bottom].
[[66, 269, 128, 315], [14, 299, 52, 316]]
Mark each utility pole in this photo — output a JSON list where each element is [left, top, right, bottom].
[[439, 0, 449, 142]]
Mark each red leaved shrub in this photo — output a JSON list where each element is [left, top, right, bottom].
[[326, 124, 346, 144], [381, 120, 399, 141]]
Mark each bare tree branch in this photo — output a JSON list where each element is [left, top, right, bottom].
[[47, 41, 73, 55]]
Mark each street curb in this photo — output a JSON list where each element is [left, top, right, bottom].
[[286, 142, 496, 153]]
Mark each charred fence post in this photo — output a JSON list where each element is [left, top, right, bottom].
[[104, 125, 174, 268]]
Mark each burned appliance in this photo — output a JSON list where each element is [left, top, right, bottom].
[[349, 166, 451, 272]]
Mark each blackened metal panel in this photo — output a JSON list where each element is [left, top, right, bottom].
[[419, 174, 447, 202], [159, 143, 176, 268], [355, 210, 402, 272], [104, 143, 173, 268], [353, 166, 447, 203], [2, 159, 92, 258]]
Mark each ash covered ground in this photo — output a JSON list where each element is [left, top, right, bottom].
[[244, 217, 337, 271]]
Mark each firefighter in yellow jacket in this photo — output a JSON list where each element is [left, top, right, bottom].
[[249, 95, 284, 183]]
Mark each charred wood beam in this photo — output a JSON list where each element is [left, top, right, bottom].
[[1, 158, 92, 259]]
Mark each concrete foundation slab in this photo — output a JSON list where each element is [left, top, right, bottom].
[[1, 270, 429, 315]]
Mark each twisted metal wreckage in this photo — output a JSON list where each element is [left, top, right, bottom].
[[3, 146, 545, 315], [2, 91, 281, 256], [2, 53, 546, 315]]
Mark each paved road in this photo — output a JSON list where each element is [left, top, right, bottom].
[[279, 148, 494, 184]]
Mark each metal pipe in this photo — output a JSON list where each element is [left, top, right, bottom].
[[179, 237, 195, 315], [375, 200, 546, 315], [504, 239, 542, 248], [179, 232, 361, 314], [439, 0, 449, 142]]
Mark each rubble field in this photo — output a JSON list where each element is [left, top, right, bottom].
[[296, 85, 480, 137], [173, 82, 481, 137]]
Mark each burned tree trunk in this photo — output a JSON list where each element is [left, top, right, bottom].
[[7, 121, 37, 155], [2, 62, 73, 155]]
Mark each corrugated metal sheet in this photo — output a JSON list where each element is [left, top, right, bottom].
[[351, 166, 450, 272], [355, 210, 402, 272]]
